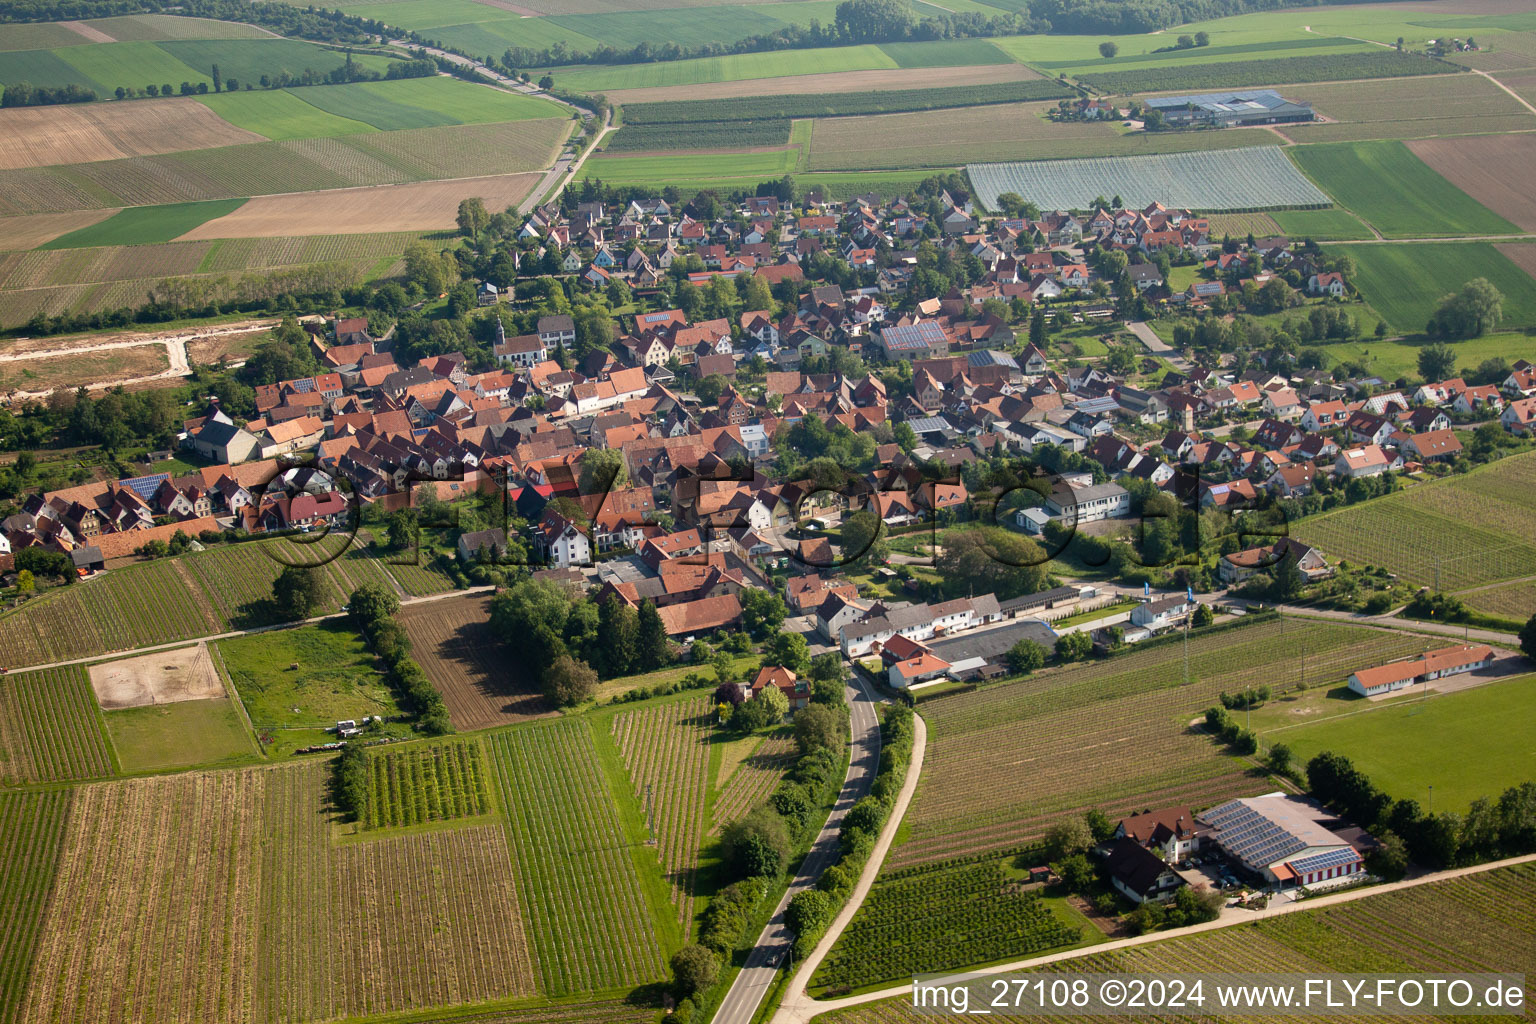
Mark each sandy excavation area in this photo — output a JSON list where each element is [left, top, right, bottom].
[[176, 172, 545, 239], [0, 98, 263, 171], [88, 642, 226, 709]]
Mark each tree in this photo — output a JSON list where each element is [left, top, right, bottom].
[[544, 654, 597, 707], [794, 703, 844, 755], [1192, 602, 1214, 628], [833, 0, 913, 42], [1521, 612, 1536, 660], [596, 595, 639, 678], [736, 683, 789, 731], [785, 888, 833, 942], [739, 587, 787, 639], [1267, 742, 1293, 775], [1029, 308, 1046, 348], [1366, 830, 1409, 880], [577, 445, 627, 495], [636, 600, 671, 671], [456, 197, 490, 237], [1098, 41, 1119, 58], [1055, 631, 1092, 663], [840, 508, 888, 566], [15, 569, 33, 593], [935, 527, 1049, 601], [538, 74, 553, 89], [694, 373, 730, 406], [1418, 341, 1457, 382], [1006, 638, 1046, 675], [764, 631, 811, 675], [1043, 816, 1095, 861], [1427, 278, 1503, 339], [272, 566, 325, 621], [1194, 30, 1210, 45], [347, 581, 399, 629], [720, 804, 790, 878], [1053, 852, 1095, 894], [670, 944, 719, 996], [211, 64, 222, 93], [386, 507, 418, 551]]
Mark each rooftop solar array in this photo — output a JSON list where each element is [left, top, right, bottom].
[[1201, 799, 1308, 866], [1287, 847, 1360, 875], [120, 474, 170, 501]]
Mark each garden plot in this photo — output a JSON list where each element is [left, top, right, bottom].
[[87, 641, 223, 708], [968, 147, 1328, 212]]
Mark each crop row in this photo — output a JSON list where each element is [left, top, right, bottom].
[[815, 859, 1080, 990], [612, 698, 711, 931], [364, 740, 489, 830], [606, 119, 791, 152], [488, 720, 667, 996], [186, 541, 347, 628], [0, 666, 112, 786], [1078, 51, 1459, 94], [709, 730, 797, 836], [621, 79, 1075, 126], [0, 790, 71, 1024]]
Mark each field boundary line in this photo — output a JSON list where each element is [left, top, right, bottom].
[[780, 851, 1536, 1021]]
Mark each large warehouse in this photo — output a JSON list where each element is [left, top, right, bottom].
[[1197, 794, 1366, 890], [1145, 90, 1315, 127]]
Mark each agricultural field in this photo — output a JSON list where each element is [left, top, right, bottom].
[[710, 727, 797, 835], [585, 148, 801, 189], [1407, 133, 1536, 232], [877, 38, 1012, 67], [1332, 242, 1536, 333], [1308, 330, 1536, 382], [0, 97, 261, 171], [812, 861, 1536, 1020], [488, 719, 671, 996], [217, 621, 400, 733], [42, 198, 247, 249], [813, 855, 1096, 993], [604, 61, 1041, 103], [611, 697, 712, 931], [1460, 578, 1536, 622], [399, 593, 550, 731], [0, 790, 72, 1024], [620, 79, 1072, 126], [808, 104, 1279, 171], [1270, 206, 1373, 240], [288, 76, 564, 132], [890, 618, 1427, 867], [358, 739, 492, 830], [1293, 450, 1536, 592], [197, 87, 377, 140], [17, 768, 267, 1024], [553, 44, 899, 93], [0, 210, 117, 250], [968, 146, 1326, 213], [0, 666, 113, 785], [104, 697, 258, 772], [1254, 673, 1536, 812], [1078, 51, 1459, 94], [0, 556, 221, 668], [606, 118, 792, 152], [1280, 72, 1536, 143], [1290, 140, 1521, 238], [186, 539, 344, 626]]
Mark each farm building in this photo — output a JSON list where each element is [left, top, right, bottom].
[[1145, 90, 1313, 128], [1103, 837, 1186, 903], [1114, 806, 1208, 864], [1347, 644, 1495, 697], [1130, 594, 1192, 631], [1198, 795, 1366, 890], [1218, 538, 1330, 585]]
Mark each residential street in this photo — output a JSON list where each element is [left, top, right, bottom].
[[710, 671, 883, 1024]]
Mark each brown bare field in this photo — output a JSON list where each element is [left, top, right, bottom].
[[177, 172, 542, 239], [0, 98, 262, 171], [0, 209, 118, 250], [88, 642, 224, 708], [0, 343, 169, 395], [400, 594, 552, 731], [1496, 242, 1536, 282], [188, 331, 264, 365], [59, 19, 115, 41], [607, 62, 1040, 103], [1497, 68, 1536, 102], [19, 769, 266, 1024], [1409, 134, 1536, 231], [1290, 73, 1532, 124]]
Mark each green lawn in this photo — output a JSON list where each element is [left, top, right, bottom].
[[198, 88, 377, 140], [1335, 242, 1536, 332], [40, 199, 247, 249], [105, 698, 260, 773], [1290, 141, 1521, 238], [1272, 207, 1374, 241], [218, 621, 400, 730], [554, 43, 897, 92], [1256, 674, 1536, 812]]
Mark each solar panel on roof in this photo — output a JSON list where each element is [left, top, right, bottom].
[[120, 474, 170, 501], [1287, 848, 1358, 874]]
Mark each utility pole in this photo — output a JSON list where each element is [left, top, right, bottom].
[[1428, 784, 1434, 814]]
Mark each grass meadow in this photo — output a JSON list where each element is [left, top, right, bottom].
[[40, 198, 247, 249], [1336, 242, 1536, 331]]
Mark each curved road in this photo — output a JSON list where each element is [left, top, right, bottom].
[[711, 670, 883, 1024]]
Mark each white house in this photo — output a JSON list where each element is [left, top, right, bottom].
[[1046, 481, 1130, 525], [1130, 594, 1191, 630], [536, 510, 591, 568]]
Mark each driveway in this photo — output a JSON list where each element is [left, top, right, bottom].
[[711, 670, 882, 1024]]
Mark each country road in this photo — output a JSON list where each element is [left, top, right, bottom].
[[711, 670, 883, 1024]]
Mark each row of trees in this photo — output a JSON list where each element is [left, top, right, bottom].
[[347, 581, 453, 735]]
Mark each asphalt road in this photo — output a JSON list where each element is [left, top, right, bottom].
[[710, 671, 883, 1024]]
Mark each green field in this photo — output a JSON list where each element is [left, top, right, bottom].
[[1256, 674, 1536, 812], [0, 666, 114, 785], [1271, 206, 1374, 241], [1311, 330, 1536, 379], [40, 199, 247, 249], [555, 43, 897, 92], [82, 14, 278, 42], [0, 790, 71, 1024], [1291, 141, 1521, 238], [55, 39, 210, 92], [218, 621, 400, 732], [1336, 242, 1536, 332], [0, 49, 101, 98], [621, 79, 1073, 125], [1293, 450, 1536, 592], [877, 38, 1010, 67], [359, 739, 491, 830], [292, 76, 563, 131], [198, 87, 378, 140], [105, 698, 259, 773], [585, 147, 800, 186]]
